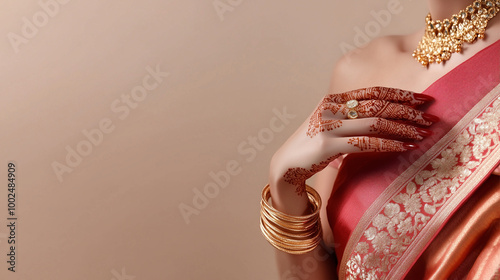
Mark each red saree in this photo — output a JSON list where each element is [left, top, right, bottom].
[[327, 39, 500, 279]]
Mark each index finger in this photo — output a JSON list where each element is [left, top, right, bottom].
[[326, 86, 434, 106]]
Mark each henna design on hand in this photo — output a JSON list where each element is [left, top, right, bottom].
[[307, 99, 345, 137], [306, 87, 432, 138], [347, 137, 407, 152], [283, 154, 342, 196], [357, 101, 431, 126], [328, 87, 423, 106], [369, 118, 423, 140]]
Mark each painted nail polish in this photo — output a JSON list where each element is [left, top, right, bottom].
[[416, 128, 433, 137], [422, 113, 440, 123], [414, 93, 435, 102], [403, 143, 419, 150]]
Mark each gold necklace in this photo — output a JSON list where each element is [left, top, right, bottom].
[[413, 0, 500, 66]]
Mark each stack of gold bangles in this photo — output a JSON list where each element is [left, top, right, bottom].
[[260, 184, 322, 254]]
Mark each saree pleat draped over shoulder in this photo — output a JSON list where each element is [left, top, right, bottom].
[[327, 39, 500, 279]]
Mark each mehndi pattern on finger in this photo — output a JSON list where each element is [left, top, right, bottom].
[[347, 137, 407, 152], [328, 87, 420, 105], [369, 118, 423, 140], [283, 154, 342, 196], [357, 101, 431, 126]]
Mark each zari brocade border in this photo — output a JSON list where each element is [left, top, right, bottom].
[[340, 83, 500, 280]]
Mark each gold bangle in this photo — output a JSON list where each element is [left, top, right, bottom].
[[259, 184, 322, 254]]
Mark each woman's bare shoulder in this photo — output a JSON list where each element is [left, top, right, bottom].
[[329, 34, 413, 93]]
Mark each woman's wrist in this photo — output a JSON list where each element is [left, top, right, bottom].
[[268, 174, 310, 216]]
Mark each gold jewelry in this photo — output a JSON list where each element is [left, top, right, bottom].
[[413, 0, 500, 66], [260, 184, 322, 254], [346, 99, 359, 119]]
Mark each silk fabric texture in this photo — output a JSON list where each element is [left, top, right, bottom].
[[326, 39, 500, 279]]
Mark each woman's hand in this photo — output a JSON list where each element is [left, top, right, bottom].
[[269, 87, 438, 214]]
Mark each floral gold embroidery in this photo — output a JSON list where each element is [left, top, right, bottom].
[[345, 96, 500, 279]]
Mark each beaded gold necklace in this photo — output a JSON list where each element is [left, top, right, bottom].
[[413, 0, 500, 66]]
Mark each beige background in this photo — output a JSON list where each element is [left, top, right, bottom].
[[0, 1, 426, 279]]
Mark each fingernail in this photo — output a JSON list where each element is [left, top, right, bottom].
[[414, 93, 435, 102], [422, 113, 440, 123], [416, 127, 433, 137], [403, 143, 419, 150]]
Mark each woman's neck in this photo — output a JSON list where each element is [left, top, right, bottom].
[[427, 0, 475, 19]]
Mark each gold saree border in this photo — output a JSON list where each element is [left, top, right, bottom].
[[391, 140, 500, 279], [340, 83, 500, 280]]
